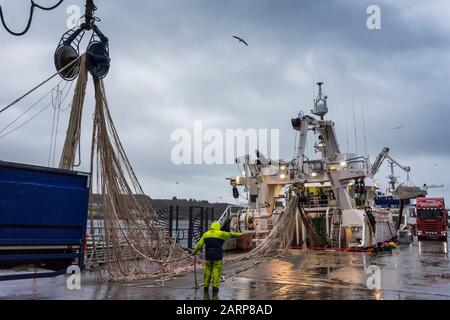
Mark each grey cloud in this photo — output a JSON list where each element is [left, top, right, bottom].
[[1, 0, 449, 203]]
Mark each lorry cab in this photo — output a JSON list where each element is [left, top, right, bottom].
[[416, 198, 448, 241]]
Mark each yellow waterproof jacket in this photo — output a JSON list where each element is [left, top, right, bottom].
[[194, 222, 243, 260]]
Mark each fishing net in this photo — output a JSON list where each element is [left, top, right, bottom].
[[59, 55, 88, 170], [58, 55, 302, 282], [250, 196, 299, 256], [222, 195, 300, 266], [59, 57, 192, 281]]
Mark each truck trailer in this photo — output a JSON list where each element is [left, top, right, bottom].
[[0, 161, 90, 280]]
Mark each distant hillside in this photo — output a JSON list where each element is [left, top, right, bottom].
[[91, 194, 231, 220], [150, 197, 230, 220]]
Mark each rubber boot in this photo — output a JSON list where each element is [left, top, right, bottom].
[[212, 287, 219, 294]]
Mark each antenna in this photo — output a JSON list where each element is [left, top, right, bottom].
[[361, 100, 368, 156], [352, 93, 358, 154], [345, 114, 350, 154]]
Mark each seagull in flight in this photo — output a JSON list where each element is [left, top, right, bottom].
[[233, 36, 248, 46], [394, 125, 404, 131]]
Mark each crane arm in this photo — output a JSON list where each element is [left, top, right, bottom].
[[370, 147, 390, 176], [370, 147, 410, 177], [385, 154, 410, 173]]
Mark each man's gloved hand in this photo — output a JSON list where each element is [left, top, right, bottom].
[[193, 249, 198, 256]]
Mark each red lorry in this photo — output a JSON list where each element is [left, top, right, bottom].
[[416, 198, 448, 241]]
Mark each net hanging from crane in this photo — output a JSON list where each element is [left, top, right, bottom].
[[59, 56, 192, 281]]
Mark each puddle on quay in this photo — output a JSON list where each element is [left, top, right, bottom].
[[418, 241, 448, 254]]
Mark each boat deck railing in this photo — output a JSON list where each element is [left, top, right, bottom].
[[218, 204, 249, 225], [305, 195, 332, 209]]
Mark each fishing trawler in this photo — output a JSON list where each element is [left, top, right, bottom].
[[220, 83, 406, 250]]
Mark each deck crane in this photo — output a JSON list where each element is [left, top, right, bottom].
[[371, 148, 430, 231], [292, 83, 375, 247], [370, 147, 411, 193], [422, 184, 445, 191]]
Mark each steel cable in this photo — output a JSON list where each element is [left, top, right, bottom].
[[0, 72, 75, 140], [0, 0, 64, 36], [0, 56, 81, 115]]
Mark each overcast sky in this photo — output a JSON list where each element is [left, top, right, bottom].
[[0, 0, 449, 204]]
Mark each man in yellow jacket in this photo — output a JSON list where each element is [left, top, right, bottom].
[[193, 221, 243, 294]]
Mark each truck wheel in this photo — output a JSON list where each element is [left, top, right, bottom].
[[418, 236, 424, 241]]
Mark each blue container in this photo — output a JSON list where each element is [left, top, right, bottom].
[[0, 161, 89, 280], [375, 197, 411, 208]]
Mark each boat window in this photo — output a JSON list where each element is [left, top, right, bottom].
[[417, 209, 444, 219]]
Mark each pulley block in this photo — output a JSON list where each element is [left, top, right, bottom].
[[54, 27, 85, 81], [54, 22, 110, 80], [86, 25, 110, 79]]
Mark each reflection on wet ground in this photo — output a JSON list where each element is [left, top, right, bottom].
[[0, 239, 449, 300], [376, 240, 450, 300]]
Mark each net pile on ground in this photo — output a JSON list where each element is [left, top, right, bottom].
[[127, 195, 302, 288], [59, 57, 192, 281], [249, 195, 299, 256], [222, 195, 300, 266]]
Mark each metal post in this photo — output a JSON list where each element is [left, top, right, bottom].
[[175, 206, 179, 243], [295, 209, 300, 247], [200, 207, 204, 236], [325, 207, 330, 237], [211, 207, 215, 222], [397, 199, 405, 231], [204, 207, 209, 231], [188, 206, 194, 249], [169, 206, 173, 238], [302, 221, 307, 249]]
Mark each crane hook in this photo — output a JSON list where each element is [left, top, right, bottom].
[[54, 0, 110, 80]]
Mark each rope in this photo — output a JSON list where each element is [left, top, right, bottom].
[[124, 253, 281, 290], [48, 93, 58, 166], [0, 72, 75, 141], [0, 56, 81, 115], [59, 55, 88, 170], [51, 86, 63, 167], [1, 89, 53, 135], [0, 0, 64, 36], [0, 103, 51, 140], [0, 80, 64, 135], [47, 80, 74, 165], [194, 255, 199, 288]]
